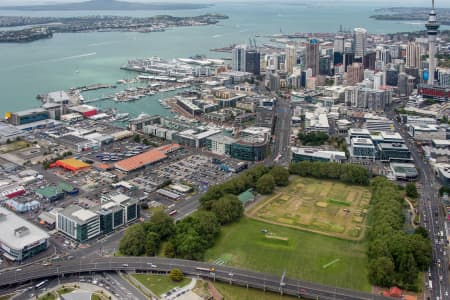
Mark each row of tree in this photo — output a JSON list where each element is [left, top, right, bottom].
[[199, 164, 291, 209], [297, 132, 330, 146], [120, 164, 293, 260], [289, 161, 370, 185], [367, 177, 432, 290]]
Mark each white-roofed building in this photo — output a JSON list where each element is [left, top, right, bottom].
[[291, 147, 346, 163], [0, 207, 50, 261], [56, 205, 100, 243]]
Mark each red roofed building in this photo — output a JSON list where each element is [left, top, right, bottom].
[[156, 143, 181, 154], [114, 148, 167, 173], [383, 286, 402, 298]]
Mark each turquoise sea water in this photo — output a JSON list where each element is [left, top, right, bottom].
[[0, 2, 448, 116]]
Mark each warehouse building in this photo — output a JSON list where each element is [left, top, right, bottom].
[[0, 207, 50, 261], [114, 148, 167, 173]]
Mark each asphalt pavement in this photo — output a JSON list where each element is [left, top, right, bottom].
[[0, 257, 395, 300], [388, 106, 449, 300]]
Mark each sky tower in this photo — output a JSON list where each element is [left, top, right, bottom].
[[426, 0, 440, 85]]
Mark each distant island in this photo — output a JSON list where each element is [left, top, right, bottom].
[[370, 7, 450, 25], [0, 14, 229, 43], [0, 0, 212, 11]]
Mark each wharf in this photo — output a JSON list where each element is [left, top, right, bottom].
[[71, 84, 117, 93]]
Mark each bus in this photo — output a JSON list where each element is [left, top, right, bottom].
[[35, 279, 49, 289], [169, 210, 177, 216], [196, 267, 215, 272]]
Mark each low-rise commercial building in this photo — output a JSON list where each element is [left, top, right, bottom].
[[206, 134, 236, 156], [56, 205, 101, 243], [350, 138, 376, 160], [291, 147, 346, 163], [7, 108, 49, 126], [174, 128, 221, 148], [377, 143, 411, 162], [390, 163, 418, 181], [0, 207, 50, 261], [437, 165, 450, 187], [231, 137, 269, 161]]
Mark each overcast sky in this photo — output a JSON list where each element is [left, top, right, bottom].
[[0, 0, 442, 4]]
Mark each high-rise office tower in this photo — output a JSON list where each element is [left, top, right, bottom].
[[426, 0, 440, 85], [406, 41, 423, 69], [245, 49, 261, 75], [305, 39, 320, 77], [347, 62, 364, 86], [285, 45, 297, 73], [232, 44, 260, 75], [334, 36, 345, 54], [232, 45, 247, 72], [353, 28, 367, 58]]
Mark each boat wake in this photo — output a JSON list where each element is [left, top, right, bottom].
[[1, 52, 97, 71]]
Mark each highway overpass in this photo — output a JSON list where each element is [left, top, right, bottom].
[[0, 256, 394, 300]]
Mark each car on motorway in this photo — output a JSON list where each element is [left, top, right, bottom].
[[16, 268, 22, 272], [122, 264, 129, 267]]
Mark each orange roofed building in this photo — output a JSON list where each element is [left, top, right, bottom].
[[51, 158, 90, 172], [114, 144, 180, 173]]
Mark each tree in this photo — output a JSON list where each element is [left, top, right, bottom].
[[119, 224, 146, 256], [210, 194, 243, 225], [163, 241, 176, 258], [172, 230, 207, 260], [256, 174, 275, 195], [144, 232, 160, 256], [414, 226, 428, 239], [169, 268, 184, 282], [270, 166, 290, 186], [368, 256, 395, 287], [297, 132, 329, 146], [399, 253, 418, 285], [405, 182, 418, 198], [193, 211, 221, 245], [150, 210, 175, 240], [133, 134, 141, 143]]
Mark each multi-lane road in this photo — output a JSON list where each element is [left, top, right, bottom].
[[0, 257, 394, 300], [388, 107, 449, 300], [270, 95, 292, 165]]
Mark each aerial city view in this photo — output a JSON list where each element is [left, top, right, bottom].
[[0, 0, 450, 299]]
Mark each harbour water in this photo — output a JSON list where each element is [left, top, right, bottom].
[[0, 1, 449, 116]]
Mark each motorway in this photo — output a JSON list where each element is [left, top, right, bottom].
[[387, 107, 449, 300], [270, 95, 292, 165], [0, 256, 394, 300]]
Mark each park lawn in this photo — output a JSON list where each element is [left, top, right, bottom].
[[132, 274, 190, 296], [38, 293, 55, 300], [57, 287, 75, 296], [248, 177, 371, 240], [213, 282, 302, 300], [205, 217, 371, 292]]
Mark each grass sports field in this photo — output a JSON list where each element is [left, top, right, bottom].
[[132, 274, 190, 296], [214, 282, 301, 300], [205, 217, 371, 292], [247, 177, 371, 240]]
